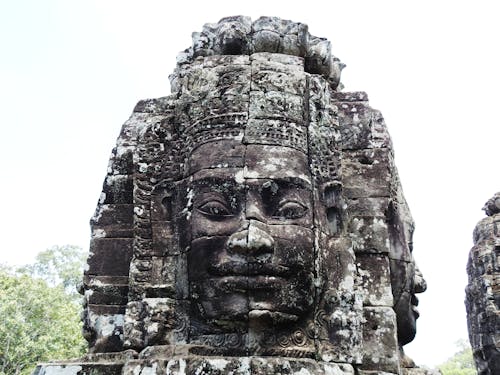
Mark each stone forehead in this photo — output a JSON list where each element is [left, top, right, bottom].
[[188, 143, 311, 183]]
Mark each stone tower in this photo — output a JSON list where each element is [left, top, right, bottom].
[[35, 16, 430, 375], [466, 193, 500, 374]]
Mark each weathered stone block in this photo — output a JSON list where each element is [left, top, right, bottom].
[[34, 363, 124, 375], [311, 183, 345, 236], [90, 204, 134, 239], [402, 368, 442, 375], [357, 254, 393, 306], [187, 139, 246, 175], [186, 95, 250, 123], [250, 357, 355, 374], [308, 75, 334, 105], [369, 110, 393, 150], [101, 175, 134, 204], [128, 257, 153, 284], [85, 283, 129, 306], [337, 102, 372, 150], [361, 307, 400, 374], [243, 118, 308, 153], [84, 308, 125, 353], [151, 222, 178, 256], [349, 216, 390, 254], [87, 238, 133, 276], [309, 105, 338, 130], [389, 259, 415, 297], [250, 52, 305, 72], [91, 204, 134, 227], [473, 216, 497, 245], [335, 102, 391, 152], [107, 146, 134, 176], [332, 91, 369, 103], [308, 124, 340, 184], [245, 144, 309, 180], [318, 235, 356, 290], [118, 356, 359, 375], [177, 66, 220, 100], [251, 69, 306, 96], [249, 90, 305, 122], [342, 148, 393, 198], [348, 197, 390, 217]]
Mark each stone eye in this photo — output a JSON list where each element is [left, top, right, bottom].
[[197, 200, 231, 217], [274, 201, 307, 219]]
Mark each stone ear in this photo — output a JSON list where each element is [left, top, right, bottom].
[[150, 182, 179, 256], [321, 182, 345, 236], [386, 201, 413, 262], [151, 181, 176, 222]]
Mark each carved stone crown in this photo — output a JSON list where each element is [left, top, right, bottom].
[[170, 16, 345, 92]]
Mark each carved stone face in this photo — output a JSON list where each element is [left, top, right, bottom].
[[186, 142, 315, 329], [389, 216, 427, 347], [392, 260, 427, 346]]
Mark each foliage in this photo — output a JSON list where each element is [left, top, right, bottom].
[[438, 339, 476, 375], [0, 246, 87, 375], [17, 245, 87, 297]]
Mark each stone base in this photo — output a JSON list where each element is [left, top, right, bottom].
[[34, 355, 357, 375], [35, 350, 440, 375]]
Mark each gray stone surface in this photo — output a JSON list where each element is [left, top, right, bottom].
[[466, 193, 500, 374], [36, 355, 357, 375], [37, 16, 432, 375]]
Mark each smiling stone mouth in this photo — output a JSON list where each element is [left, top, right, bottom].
[[411, 294, 420, 318], [210, 275, 285, 291], [208, 261, 291, 277], [412, 305, 420, 319]]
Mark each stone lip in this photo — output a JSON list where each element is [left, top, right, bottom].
[[171, 15, 345, 91]]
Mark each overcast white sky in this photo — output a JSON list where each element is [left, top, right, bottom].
[[1, 0, 499, 368]]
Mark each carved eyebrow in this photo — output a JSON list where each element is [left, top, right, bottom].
[[191, 175, 312, 189], [253, 177, 312, 190], [279, 177, 311, 189], [191, 177, 239, 189]]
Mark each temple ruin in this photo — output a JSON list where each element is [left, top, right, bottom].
[[35, 16, 432, 375], [466, 193, 500, 374]]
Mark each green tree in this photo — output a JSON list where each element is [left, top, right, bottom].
[[0, 246, 88, 375], [438, 339, 476, 375], [17, 245, 87, 297]]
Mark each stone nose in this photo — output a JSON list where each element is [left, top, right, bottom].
[[245, 199, 266, 223], [227, 222, 274, 256], [413, 265, 427, 294]]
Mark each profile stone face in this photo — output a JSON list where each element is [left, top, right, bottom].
[[38, 16, 430, 375], [466, 193, 500, 375]]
